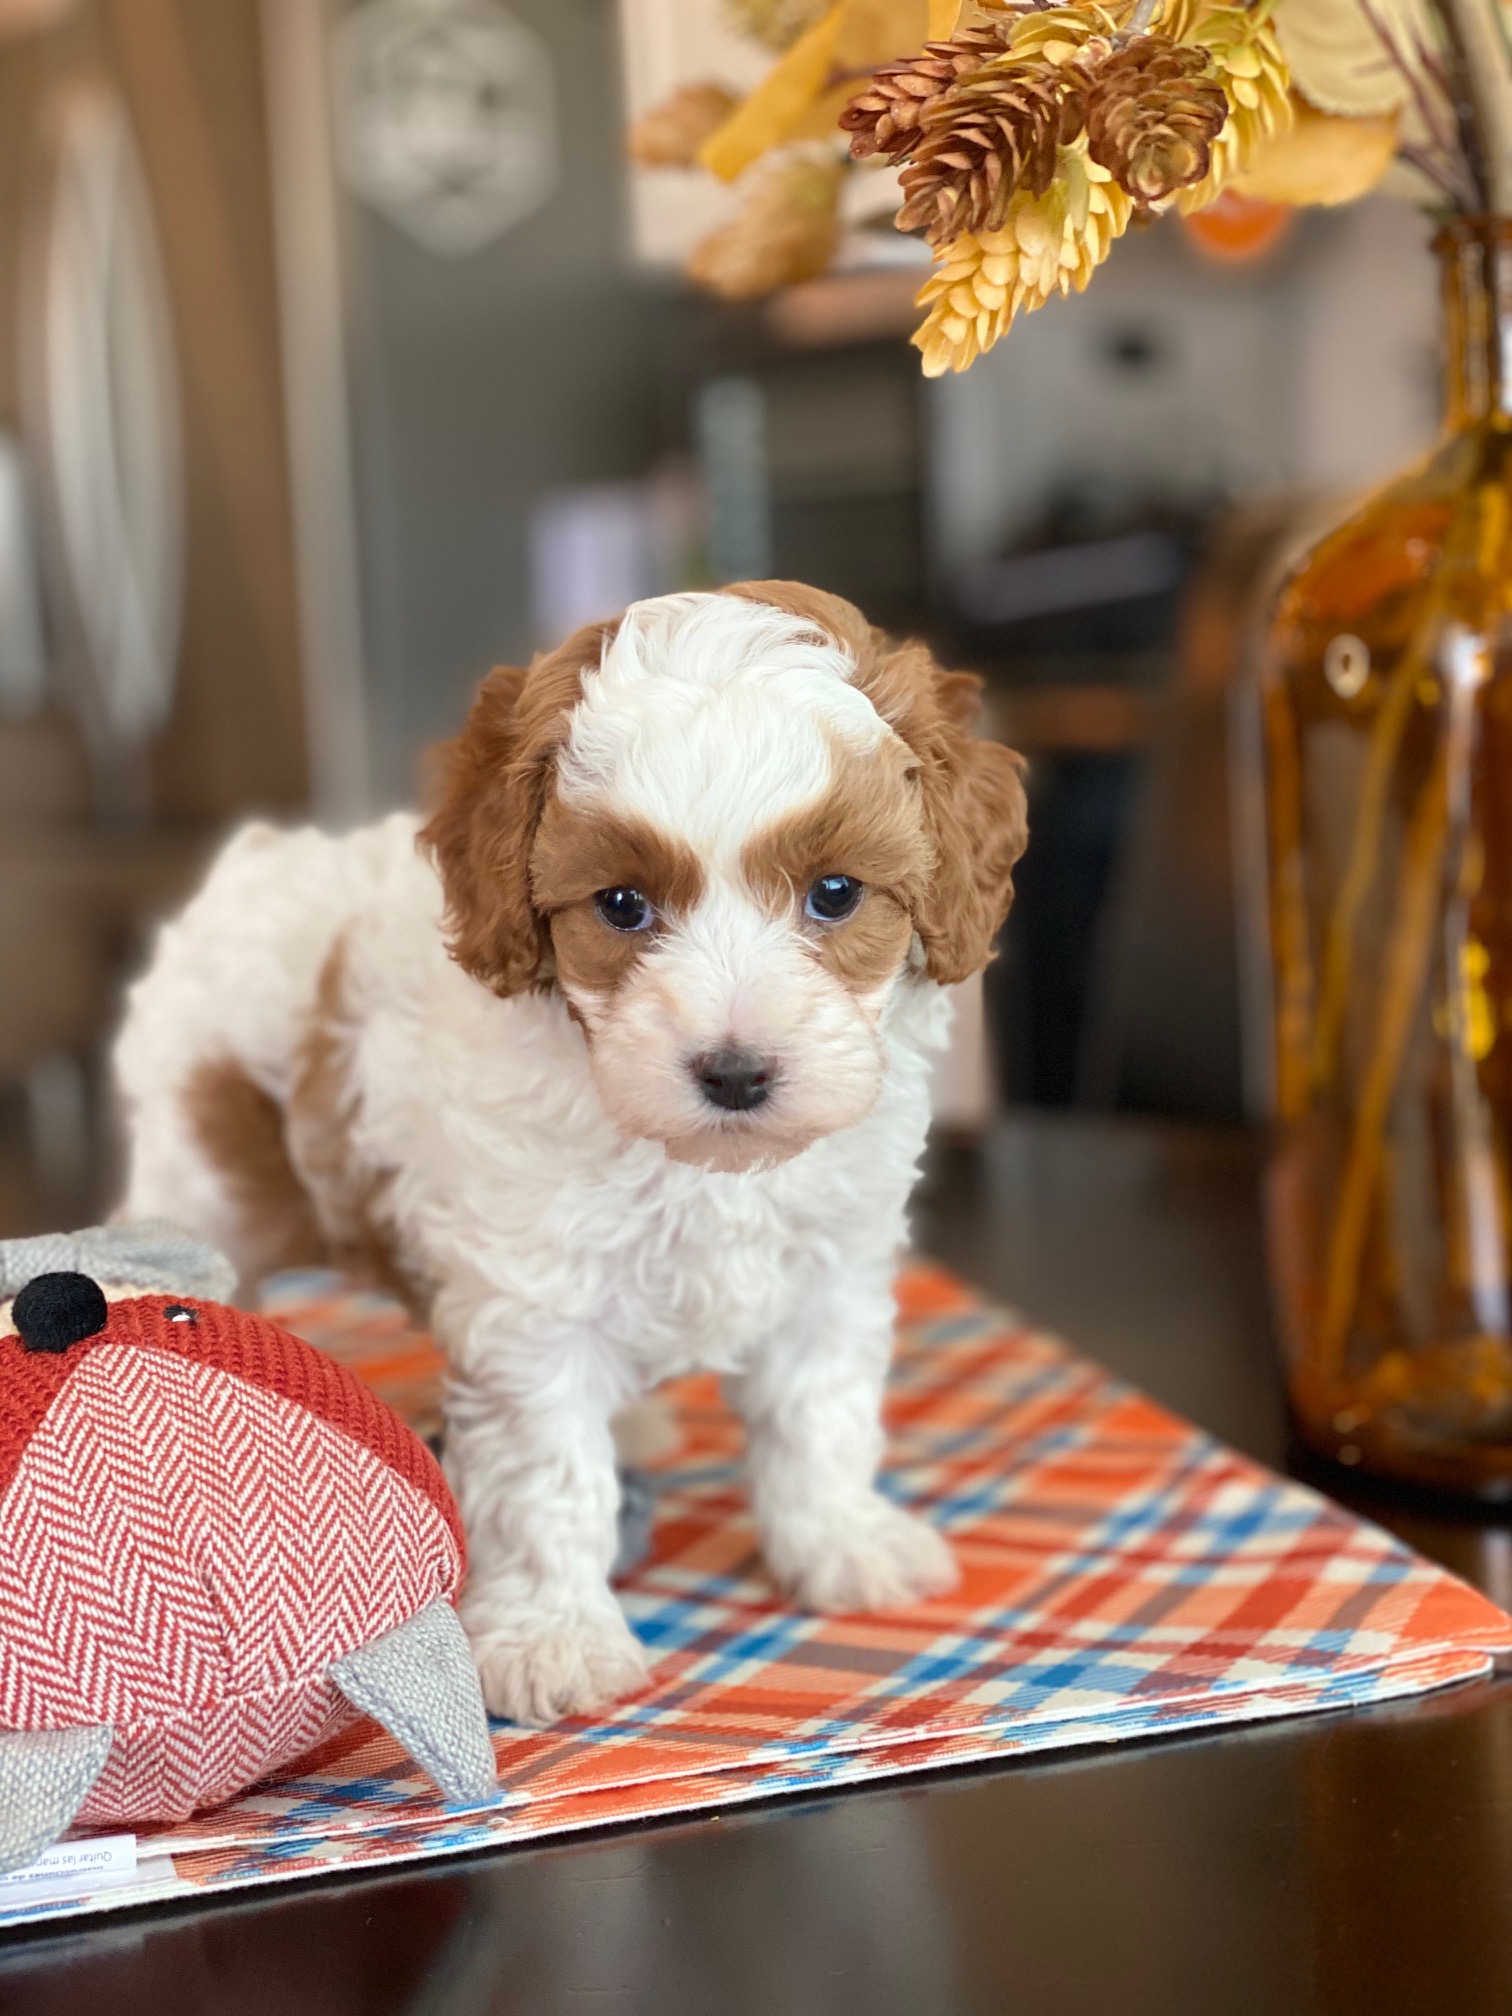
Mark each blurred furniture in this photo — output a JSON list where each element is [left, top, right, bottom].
[[691, 302, 930, 640], [946, 490, 1204, 1112], [0, 0, 315, 820], [0, 713, 213, 1217], [927, 974, 995, 1137], [1069, 502, 1337, 1125], [0, 0, 328, 1210], [8, 1110, 1512, 2016]]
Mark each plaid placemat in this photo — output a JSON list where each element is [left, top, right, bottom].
[[5, 1263, 1509, 1928]]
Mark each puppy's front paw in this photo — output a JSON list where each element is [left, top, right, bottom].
[[463, 1601, 651, 1727], [769, 1497, 960, 1615]]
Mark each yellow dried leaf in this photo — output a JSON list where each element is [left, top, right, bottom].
[[833, 0, 931, 67], [1273, 0, 1435, 120], [700, 0, 928, 182], [1233, 98, 1398, 207], [700, 3, 845, 181]]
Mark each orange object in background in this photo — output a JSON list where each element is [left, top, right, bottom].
[[1182, 189, 1295, 266]]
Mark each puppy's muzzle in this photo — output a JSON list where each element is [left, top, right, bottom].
[[690, 1047, 777, 1113]]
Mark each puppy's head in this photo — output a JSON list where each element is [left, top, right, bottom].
[[420, 584, 1027, 1173]]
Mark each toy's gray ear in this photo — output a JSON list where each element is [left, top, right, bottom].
[[0, 1725, 112, 1876], [331, 1598, 497, 1806], [0, 1222, 237, 1305]]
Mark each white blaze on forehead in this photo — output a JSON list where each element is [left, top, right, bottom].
[[554, 593, 888, 866]]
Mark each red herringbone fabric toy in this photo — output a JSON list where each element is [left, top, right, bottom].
[[0, 1240, 497, 1874]]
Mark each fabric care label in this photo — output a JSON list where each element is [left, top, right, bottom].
[[0, 1835, 138, 1906]]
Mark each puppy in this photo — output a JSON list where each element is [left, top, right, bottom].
[[114, 582, 1027, 1725]]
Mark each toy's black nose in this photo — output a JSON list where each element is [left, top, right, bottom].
[[691, 1047, 776, 1113], [11, 1272, 108, 1355]]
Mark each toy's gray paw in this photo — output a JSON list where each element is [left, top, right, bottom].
[[0, 1724, 112, 1876], [332, 1597, 498, 1805]]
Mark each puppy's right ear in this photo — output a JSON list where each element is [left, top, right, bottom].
[[419, 621, 614, 996]]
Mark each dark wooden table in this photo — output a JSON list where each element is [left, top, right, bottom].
[[6, 1113, 1512, 2015]]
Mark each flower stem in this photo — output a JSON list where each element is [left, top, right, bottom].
[[1317, 749, 1451, 1389], [1442, 0, 1512, 212], [1398, 139, 1475, 210], [1361, 0, 1479, 211]]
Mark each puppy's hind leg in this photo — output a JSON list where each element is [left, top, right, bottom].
[[115, 1052, 324, 1300]]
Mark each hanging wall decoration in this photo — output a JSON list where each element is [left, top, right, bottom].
[[333, 0, 559, 256]]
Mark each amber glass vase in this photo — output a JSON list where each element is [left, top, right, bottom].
[[1262, 218, 1512, 1500]]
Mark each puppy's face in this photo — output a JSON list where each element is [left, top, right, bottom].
[[535, 684, 926, 1172], [421, 585, 1027, 1174]]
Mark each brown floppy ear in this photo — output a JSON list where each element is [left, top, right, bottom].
[[866, 637, 1027, 985], [419, 620, 616, 996], [900, 649, 1028, 985], [722, 580, 1028, 986]]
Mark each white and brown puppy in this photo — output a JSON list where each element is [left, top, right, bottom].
[[114, 582, 1027, 1726]]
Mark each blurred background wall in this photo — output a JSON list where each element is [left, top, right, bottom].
[[0, 0, 1447, 1231]]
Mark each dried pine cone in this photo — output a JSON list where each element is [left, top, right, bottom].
[[912, 144, 1133, 376], [687, 155, 843, 301], [1084, 34, 1229, 206], [896, 57, 1089, 246], [628, 82, 742, 168], [1170, 2, 1294, 213], [841, 23, 1023, 162]]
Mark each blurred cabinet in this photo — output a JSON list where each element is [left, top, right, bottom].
[[696, 332, 927, 640], [0, 0, 316, 1208], [0, 0, 313, 821]]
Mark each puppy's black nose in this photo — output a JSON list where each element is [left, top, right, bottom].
[[692, 1048, 776, 1113], [11, 1272, 108, 1355]]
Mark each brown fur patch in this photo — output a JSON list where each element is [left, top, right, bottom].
[[743, 736, 924, 992], [286, 940, 418, 1306], [810, 889, 914, 991], [183, 1057, 325, 1278], [534, 796, 706, 998], [419, 618, 620, 997], [723, 580, 1029, 985], [548, 906, 646, 996], [532, 799, 706, 914]]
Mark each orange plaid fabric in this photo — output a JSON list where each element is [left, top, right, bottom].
[[10, 1263, 1509, 1929]]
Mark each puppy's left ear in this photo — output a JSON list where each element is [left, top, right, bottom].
[[866, 637, 1029, 987], [723, 581, 1028, 986], [419, 620, 616, 996]]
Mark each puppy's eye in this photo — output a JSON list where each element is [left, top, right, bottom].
[[805, 875, 864, 924], [594, 887, 655, 933], [163, 1304, 198, 1325]]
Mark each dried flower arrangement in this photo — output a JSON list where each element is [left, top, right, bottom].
[[627, 0, 1512, 372]]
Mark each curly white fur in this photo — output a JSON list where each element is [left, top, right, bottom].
[[115, 593, 981, 1726]]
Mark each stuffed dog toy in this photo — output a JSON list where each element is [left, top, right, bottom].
[[0, 1224, 495, 1872]]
